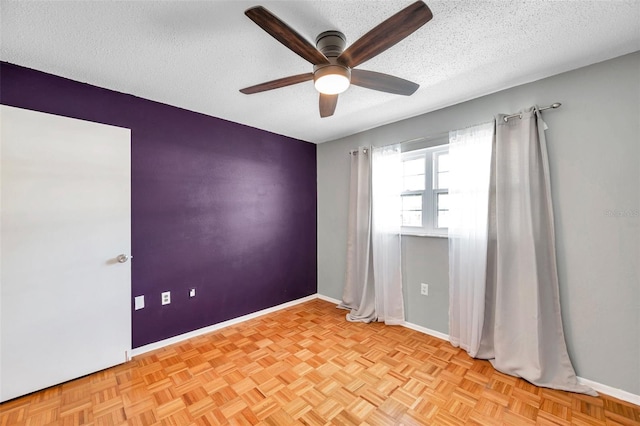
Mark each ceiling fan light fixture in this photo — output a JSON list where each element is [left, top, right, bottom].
[[314, 65, 351, 95]]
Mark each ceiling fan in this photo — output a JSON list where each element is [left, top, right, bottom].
[[239, 1, 433, 118]]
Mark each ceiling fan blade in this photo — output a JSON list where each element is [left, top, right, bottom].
[[351, 69, 419, 95], [245, 6, 329, 65], [338, 1, 432, 68], [240, 73, 313, 94], [319, 94, 338, 118]]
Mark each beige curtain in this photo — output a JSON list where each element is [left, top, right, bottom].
[[340, 145, 405, 325], [476, 107, 596, 395], [339, 147, 376, 322]]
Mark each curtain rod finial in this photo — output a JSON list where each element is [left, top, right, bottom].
[[551, 102, 561, 109]]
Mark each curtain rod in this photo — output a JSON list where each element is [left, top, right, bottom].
[[348, 130, 450, 155], [349, 102, 562, 154], [503, 102, 561, 122]]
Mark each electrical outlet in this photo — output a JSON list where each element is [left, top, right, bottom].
[[189, 288, 196, 298], [420, 283, 429, 296], [161, 291, 171, 305]]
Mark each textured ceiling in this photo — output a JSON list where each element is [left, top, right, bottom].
[[1, 1, 639, 143]]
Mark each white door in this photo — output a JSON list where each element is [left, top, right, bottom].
[[0, 105, 131, 402]]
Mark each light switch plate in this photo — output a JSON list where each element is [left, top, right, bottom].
[[161, 291, 171, 305], [134, 295, 145, 310]]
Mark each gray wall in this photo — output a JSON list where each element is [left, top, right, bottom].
[[317, 52, 640, 395]]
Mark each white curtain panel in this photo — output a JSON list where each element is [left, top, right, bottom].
[[478, 107, 595, 395], [340, 147, 376, 322], [371, 145, 405, 325], [448, 122, 494, 357]]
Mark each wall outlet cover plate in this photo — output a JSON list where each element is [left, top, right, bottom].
[[420, 283, 429, 296]]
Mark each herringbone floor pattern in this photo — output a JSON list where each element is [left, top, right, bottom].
[[1, 299, 638, 425]]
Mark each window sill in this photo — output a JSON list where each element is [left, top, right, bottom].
[[401, 231, 448, 239]]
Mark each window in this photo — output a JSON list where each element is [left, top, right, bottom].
[[401, 144, 449, 236]]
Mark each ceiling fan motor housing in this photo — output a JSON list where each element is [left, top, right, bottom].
[[313, 30, 351, 88], [315, 31, 346, 57]]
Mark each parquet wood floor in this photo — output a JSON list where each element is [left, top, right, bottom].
[[1, 299, 639, 425]]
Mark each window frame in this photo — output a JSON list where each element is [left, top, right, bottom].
[[400, 143, 449, 238]]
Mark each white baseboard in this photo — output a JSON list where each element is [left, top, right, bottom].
[[402, 321, 450, 341], [132, 293, 640, 406], [576, 376, 640, 405], [131, 294, 317, 357], [316, 294, 341, 305]]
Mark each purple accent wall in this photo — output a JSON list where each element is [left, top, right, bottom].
[[1, 62, 317, 348]]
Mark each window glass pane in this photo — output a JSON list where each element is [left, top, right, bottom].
[[437, 171, 449, 189], [400, 148, 450, 233], [403, 158, 424, 176], [438, 153, 450, 172], [403, 175, 425, 191], [402, 194, 422, 210], [437, 210, 449, 228], [437, 193, 449, 210], [402, 211, 422, 227]]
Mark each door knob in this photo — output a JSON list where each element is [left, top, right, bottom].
[[117, 254, 129, 263]]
